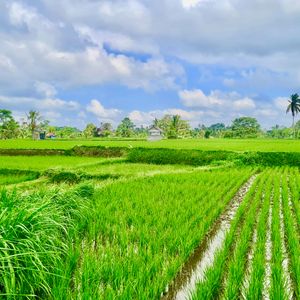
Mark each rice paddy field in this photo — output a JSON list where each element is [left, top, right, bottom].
[[0, 139, 299, 299], [1, 138, 300, 152]]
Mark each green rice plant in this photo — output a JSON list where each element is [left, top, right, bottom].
[[244, 174, 272, 299], [222, 173, 271, 300], [1, 138, 300, 152], [282, 169, 300, 299], [66, 168, 254, 299], [192, 172, 265, 300], [270, 174, 287, 300], [0, 156, 106, 171], [288, 168, 300, 233]]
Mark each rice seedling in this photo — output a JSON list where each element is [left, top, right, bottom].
[[269, 173, 287, 300], [1, 145, 299, 300], [243, 174, 272, 299], [66, 168, 254, 299], [192, 172, 265, 300], [0, 155, 106, 171], [282, 169, 300, 299], [1, 138, 300, 152], [222, 173, 269, 300]]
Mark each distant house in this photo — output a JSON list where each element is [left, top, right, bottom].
[[148, 126, 163, 141], [32, 130, 41, 140], [46, 132, 56, 139]]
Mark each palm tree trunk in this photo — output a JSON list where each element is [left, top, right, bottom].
[[293, 116, 295, 138]]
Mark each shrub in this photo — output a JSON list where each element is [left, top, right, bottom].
[[69, 145, 128, 157], [127, 148, 232, 166], [0, 188, 92, 298]]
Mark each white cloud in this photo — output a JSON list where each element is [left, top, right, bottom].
[[86, 99, 121, 119], [233, 98, 256, 110], [0, 0, 299, 129], [181, 0, 212, 9], [179, 89, 223, 108], [0, 95, 79, 111], [128, 110, 157, 125], [34, 82, 57, 98], [179, 89, 256, 111], [181, 0, 201, 9], [274, 97, 288, 111], [128, 108, 206, 127], [75, 25, 158, 55]]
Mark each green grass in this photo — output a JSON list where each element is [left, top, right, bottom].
[[0, 156, 108, 171], [1, 138, 300, 152], [0, 169, 40, 186], [0, 185, 94, 298], [75, 161, 195, 177], [0, 174, 36, 185]]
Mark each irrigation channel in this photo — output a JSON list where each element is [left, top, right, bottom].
[[161, 168, 300, 300], [161, 175, 257, 300]]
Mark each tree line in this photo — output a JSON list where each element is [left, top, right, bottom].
[[0, 94, 299, 139], [1, 109, 300, 140]]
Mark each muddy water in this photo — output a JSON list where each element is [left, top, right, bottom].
[[262, 198, 272, 300], [161, 175, 257, 300]]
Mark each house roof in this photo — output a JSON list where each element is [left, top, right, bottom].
[[148, 125, 163, 132]]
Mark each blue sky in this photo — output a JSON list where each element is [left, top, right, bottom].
[[0, 0, 299, 129]]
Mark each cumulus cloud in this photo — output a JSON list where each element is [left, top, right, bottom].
[[86, 99, 121, 120], [232, 98, 256, 110], [179, 89, 223, 108], [0, 95, 79, 111], [128, 107, 220, 127], [0, 94, 80, 125], [274, 97, 288, 111], [34, 82, 57, 98], [0, 1, 184, 96], [179, 89, 256, 111], [0, 0, 298, 128], [181, 0, 212, 9]]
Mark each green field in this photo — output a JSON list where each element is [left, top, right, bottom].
[[0, 141, 299, 299], [1, 138, 300, 152]]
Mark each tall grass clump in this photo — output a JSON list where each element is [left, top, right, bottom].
[[0, 184, 93, 298]]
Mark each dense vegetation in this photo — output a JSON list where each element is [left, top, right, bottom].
[[2, 108, 300, 140], [0, 140, 299, 299]]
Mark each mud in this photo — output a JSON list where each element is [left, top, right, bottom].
[[280, 187, 293, 299], [262, 196, 273, 300]]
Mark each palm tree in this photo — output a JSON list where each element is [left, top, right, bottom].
[[153, 118, 160, 127], [286, 93, 300, 138], [27, 110, 42, 139], [168, 115, 181, 138]]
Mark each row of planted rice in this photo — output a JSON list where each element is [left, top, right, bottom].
[[0, 167, 253, 299], [192, 167, 300, 300], [1, 164, 299, 299]]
